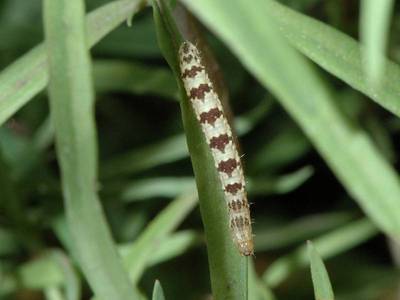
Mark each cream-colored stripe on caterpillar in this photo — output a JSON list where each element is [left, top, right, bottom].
[[179, 41, 254, 256]]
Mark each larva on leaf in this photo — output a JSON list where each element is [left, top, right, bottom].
[[178, 41, 254, 256]]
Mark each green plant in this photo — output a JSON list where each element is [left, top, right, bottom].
[[1, 0, 400, 299]]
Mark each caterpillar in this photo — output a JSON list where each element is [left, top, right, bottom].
[[178, 41, 254, 256]]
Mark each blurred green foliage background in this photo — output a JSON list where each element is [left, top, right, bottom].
[[1, 0, 400, 299]]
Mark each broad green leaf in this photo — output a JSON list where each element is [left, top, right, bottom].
[[43, 0, 137, 299], [181, 0, 400, 239], [263, 219, 378, 287], [152, 280, 166, 300], [263, 0, 400, 117], [360, 0, 394, 86], [151, 1, 248, 299], [308, 241, 335, 300], [0, 0, 145, 126]]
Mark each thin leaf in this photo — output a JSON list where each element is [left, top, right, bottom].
[[118, 177, 195, 202], [248, 120, 310, 173], [235, 96, 273, 135], [263, 0, 400, 117], [93, 60, 178, 99], [0, 0, 145, 126], [152, 280, 166, 300], [263, 219, 378, 287], [360, 0, 394, 86], [44, 287, 65, 300], [14, 230, 200, 293], [18, 250, 80, 300], [181, 0, 400, 239], [43, 0, 137, 299], [255, 212, 354, 251], [152, 1, 248, 299], [248, 166, 313, 196], [308, 241, 335, 300], [122, 192, 197, 284], [101, 134, 188, 178], [147, 230, 202, 266], [18, 253, 64, 289], [248, 260, 276, 300], [101, 101, 270, 178], [50, 250, 81, 300]]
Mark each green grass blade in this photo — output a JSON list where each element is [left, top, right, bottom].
[[146, 230, 202, 266], [122, 192, 197, 284], [248, 166, 313, 196], [101, 134, 188, 178], [0, 0, 145, 126], [180, 0, 400, 238], [152, 280, 166, 300], [44, 287, 65, 300], [118, 177, 195, 202], [262, 0, 400, 117], [255, 212, 354, 252], [360, 0, 394, 86], [248, 122, 310, 173], [263, 219, 378, 287], [307, 241, 335, 300], [19, 253, 64, 289], [248, 260, 276, 300], [50, 250, 81, 300], [43, 0, 137, 299], [151, 1, 248, 299], [19, 250, 80, 300], [101, 101, 269, 178], [151, 280, 165, 300], [13, 230, 200, 293], [93, 60, 177, 99]]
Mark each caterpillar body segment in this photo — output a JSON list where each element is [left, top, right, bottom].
[[179, 41, 254, 256]]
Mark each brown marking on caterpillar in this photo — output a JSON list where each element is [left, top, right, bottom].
[[225, 183, 243, 195], [189, 83, 211, 100], [182, 55, 193, 63], [182, 65, 204, 78], [179, 41, 254, 256], [242, 199, 248, 208], [217, 159, 239, 177], [199, 108, 223, 125], [234, 216, 244, 228], [236, 199, 242, 210], [209, 134, 231, 152], [230, 219, 235, 228], [231, 200, 237, 211], [182, 43, 190, 54]]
